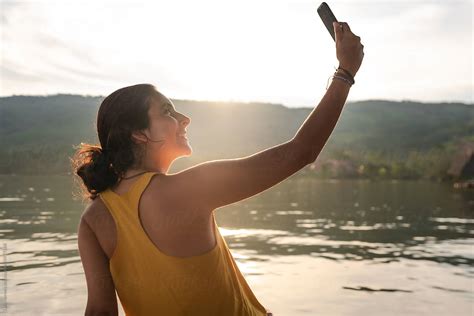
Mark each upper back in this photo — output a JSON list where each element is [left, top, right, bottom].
[[84, 172, 215, 260]]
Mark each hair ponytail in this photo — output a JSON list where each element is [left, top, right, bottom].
[[70, 143, 119, 201]]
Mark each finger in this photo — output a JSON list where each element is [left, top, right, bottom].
[[333, 21, 343, 42], [342, 22, 352, 33]]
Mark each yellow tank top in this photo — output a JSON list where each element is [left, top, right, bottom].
[[99, 171, 268, 316]]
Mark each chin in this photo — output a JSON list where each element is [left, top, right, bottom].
[[178, 144, 193, 157], [183, 147, 193, 157], [175, 136, 192, 156]]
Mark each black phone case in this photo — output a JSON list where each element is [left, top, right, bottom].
[[317, 2, 338, 42]]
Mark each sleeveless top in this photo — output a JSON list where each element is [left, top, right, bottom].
[[98, 171, 268, 316]]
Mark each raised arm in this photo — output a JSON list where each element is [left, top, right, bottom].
[[165, 21, 364, 212], [167, 138, 309, 211], [294, 21, 364, 162]]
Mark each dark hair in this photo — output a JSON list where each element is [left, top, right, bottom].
[[70, 83, 162, 201]]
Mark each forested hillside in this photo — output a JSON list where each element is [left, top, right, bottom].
[[1, 94, 472, 180]]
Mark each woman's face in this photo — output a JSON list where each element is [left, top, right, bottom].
[[136, 93, 192, 161]]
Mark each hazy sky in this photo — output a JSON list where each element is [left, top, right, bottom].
[[1, 0, 472, 107]]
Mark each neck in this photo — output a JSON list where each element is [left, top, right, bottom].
[[122, 154, 173, 179], [121, 167, 166, 180]]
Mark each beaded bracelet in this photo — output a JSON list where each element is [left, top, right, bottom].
[[336, 66, 355, 84], [326, 73, 353, 90], [333, 66, 355, 84]]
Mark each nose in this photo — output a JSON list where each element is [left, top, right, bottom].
[[179, 113, 191, 127]]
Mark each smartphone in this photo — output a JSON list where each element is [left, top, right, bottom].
[[317, 2, 338, 42]]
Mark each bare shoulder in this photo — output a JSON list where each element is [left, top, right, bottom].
[[80, 197, 117, 260], [82, 197, 116, 241], [149, 172, 198, 205], [147, 171, 212, 217], [81, 197, 114, 234], [159, 166, 208, 207]]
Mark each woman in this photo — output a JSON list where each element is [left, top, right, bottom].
[[73, 21, 363, 316]]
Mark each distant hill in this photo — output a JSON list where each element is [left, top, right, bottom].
[[1, 94, 472, 179]]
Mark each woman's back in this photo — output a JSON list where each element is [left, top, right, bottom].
[[96, 171, 268, 315], [102, 171, 218, 259]]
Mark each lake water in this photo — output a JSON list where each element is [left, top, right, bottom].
[[0, 175, 473, 315]]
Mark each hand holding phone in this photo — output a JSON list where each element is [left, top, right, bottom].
[[317, 2, 365, 77]]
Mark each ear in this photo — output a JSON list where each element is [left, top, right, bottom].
[[131, 130, 148, 144]]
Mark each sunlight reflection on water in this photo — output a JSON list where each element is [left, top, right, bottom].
[[0, 175, 473, 315]]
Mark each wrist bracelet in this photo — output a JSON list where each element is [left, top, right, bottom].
[[333, 65, 355, 85], [326, 74, 353, 90], [333, 75, 353, 87]]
